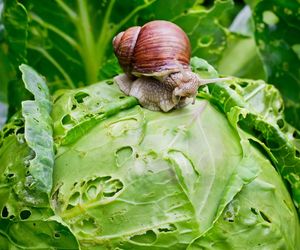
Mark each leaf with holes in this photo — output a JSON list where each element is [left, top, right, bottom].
[[0, 117, 78, 249], [252, 0, 300, 130], [208, 76, 300, 213], [49, 72, 299, 249]]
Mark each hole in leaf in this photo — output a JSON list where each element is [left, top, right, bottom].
[[116, 146, 133, 166], [106, 80, 114, 85], [66, 204, 74, 210], [81, 218, 97, 233], [295, 150, 300, 158], [86, 185, 98, 199], [3, 128, 15, 137], [103, 179, 123, 197], [239, 82, 248, 88], [101, 176, 112, 182], [16, 127, 24, 134], [54, 232, 61, 239], [229, 84, 236, 90], [130, 230, 157, 244], [69, 192, 80, 205], [250, 207, 258, 215], [119, 96, 125, 99], [198, 35, 213, 47], [74, 91, 89, 103], [293, 130, 300, 139], [158, 224, 177, 232], [37, 83, 42, 91], [84, 114, 94, 119], [87, 176, 109, 187], [259, 211, 271, 223], [9, 215, 15, 220], [13, 118, 24, 126], [276, 119, 284, 129], [20, 210, 31, 220], [223, 211, 234, 222], [33, 118, 39, 123], [1, 206, 8, 218], [61, 114, 74, 125], [54, 146, 58, 155], [263, 11, 279, 26], [103, 192, 119, 197], [71, 104, 77, 110], [7, 173, 15, 178]]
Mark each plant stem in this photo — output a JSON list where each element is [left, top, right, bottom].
[[96, 0, 116, 68], [77, 0, 98, 84]]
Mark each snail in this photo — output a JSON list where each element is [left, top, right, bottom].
[[113, 20, 229, 112]]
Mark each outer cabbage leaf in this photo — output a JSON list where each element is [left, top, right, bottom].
[[50, 80, 298, 249], [191, 57, 300, 212], [208, 74, 300, 213], [0, 65, 78, 249], [19, 64, 54, 204], [189, 138, 300, 249], [51, 80, 138, 146]]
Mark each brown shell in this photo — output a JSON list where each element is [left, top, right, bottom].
[[113, 26, 141, 76], [113, 20, 191, 77]]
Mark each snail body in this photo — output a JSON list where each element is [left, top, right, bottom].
[[113, 20, 229, 112]]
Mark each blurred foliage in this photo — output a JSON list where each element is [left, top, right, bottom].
[[252, 0, 300, 129]]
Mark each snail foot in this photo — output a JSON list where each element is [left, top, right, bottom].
[[114, 74, 178, 112]]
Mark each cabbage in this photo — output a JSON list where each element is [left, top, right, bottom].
[[0, 64, 299, 249]]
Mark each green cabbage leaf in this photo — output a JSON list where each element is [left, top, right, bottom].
[[0, 65, 78, 249]]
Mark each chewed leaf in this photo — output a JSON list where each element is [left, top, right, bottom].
[[51, 81, 138, 146], [50, 80, 299, 248], [253, 0, 300, 130], [175, 0, 234, 65], [0, 216, 79, 249], [208, 77, 300, 212], [19, 64, 54, 204]]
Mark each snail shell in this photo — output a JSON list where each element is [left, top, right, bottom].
[[113, 20, 191, 78]]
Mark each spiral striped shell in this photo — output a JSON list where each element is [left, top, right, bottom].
[[113, 20, 191, 78]]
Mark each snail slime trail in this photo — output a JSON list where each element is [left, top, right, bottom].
[[113, 20, 230, 112]]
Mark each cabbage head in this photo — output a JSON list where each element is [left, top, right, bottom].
[[0, 64, 299, 249]]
